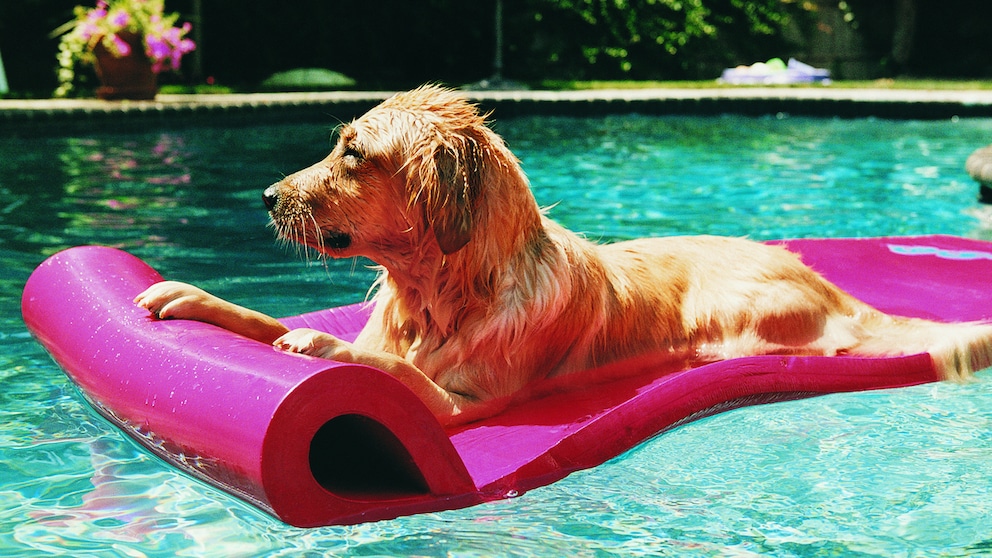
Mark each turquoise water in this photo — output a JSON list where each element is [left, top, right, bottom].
[[3, 114, 992, 556]]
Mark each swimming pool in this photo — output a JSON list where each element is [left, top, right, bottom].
[[3, 113, 992, 556]]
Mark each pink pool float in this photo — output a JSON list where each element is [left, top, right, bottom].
[[21, 235, 992, 527]]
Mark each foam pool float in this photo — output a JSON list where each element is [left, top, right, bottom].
[[719, 57, 831, 85], [21, 235, 992, 527]]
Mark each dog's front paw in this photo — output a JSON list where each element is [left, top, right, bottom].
[[274, 328, 354, 361], [134, 281, 219, 321]]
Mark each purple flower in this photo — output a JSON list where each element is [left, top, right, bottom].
[[145, 34, 171, 61], [109, 34, 131, 56], [85, 8, 107, 24], [108, 9, 129, 28], [77, 22, 100, 41], [163, 26, 182, 44]]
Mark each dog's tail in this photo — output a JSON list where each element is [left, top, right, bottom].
[[851, 312, 992, 381]]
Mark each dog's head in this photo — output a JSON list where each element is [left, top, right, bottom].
[[263, 86, 518, 265]]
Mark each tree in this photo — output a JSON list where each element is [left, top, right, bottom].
[[513, 0, 811, 79], [890, 0, 916, 72]]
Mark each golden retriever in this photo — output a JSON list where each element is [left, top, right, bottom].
[[135, 85, 992, 426]]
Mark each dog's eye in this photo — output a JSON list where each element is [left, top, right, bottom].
[[342, 146, 364, 163]]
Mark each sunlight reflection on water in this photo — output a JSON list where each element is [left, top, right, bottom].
[[2, 114, 992, 556]]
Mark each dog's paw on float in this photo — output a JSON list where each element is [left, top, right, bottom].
[[274, 328, 354, 360], [133, 281, 217, 321]]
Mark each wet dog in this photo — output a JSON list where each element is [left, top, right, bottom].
[[136, 85, 992, 426]]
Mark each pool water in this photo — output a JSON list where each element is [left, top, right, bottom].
[[3, 113, 992, 556]]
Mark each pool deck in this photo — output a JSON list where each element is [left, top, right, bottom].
[[4, 87, 992, 136]]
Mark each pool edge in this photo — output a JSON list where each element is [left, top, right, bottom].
[[3, 88, 992, 137]]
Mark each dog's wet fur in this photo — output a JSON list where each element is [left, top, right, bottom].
[[136, 85, 992, 426]]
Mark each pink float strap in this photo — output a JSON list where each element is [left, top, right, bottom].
[[20, 235, 992, 527]]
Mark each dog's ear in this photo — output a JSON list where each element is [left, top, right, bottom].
[[421, 137, 483, 255]]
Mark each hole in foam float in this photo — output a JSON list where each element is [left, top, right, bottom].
[[309, 414, 430, 498]]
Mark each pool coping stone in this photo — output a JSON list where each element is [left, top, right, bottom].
[[3, 87, 992, 136]]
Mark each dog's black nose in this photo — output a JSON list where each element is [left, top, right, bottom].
[[262, 184, 279, 211]]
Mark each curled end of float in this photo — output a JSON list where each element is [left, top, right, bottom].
[[259, 364, 478, 527], [21, 246, 477, 527]]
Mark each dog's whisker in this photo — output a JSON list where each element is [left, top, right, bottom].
[[301, 215, 317, 265], [288, 214, 306, 263], [308, 212, 326, 265]]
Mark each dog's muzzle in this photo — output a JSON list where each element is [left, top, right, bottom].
[[262, 183, 352, 250]]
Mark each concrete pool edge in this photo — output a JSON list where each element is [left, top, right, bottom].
[[4, 87, 992, 136]]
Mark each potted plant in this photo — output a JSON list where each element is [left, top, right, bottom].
[[54, 0, 196, 99]]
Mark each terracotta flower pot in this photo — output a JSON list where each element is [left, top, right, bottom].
[[92, 32, 157, 100]]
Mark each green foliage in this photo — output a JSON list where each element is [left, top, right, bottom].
[[516, 0, 807, 79], [3, 0, 991, 94], [548, 0, 716, 61]]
